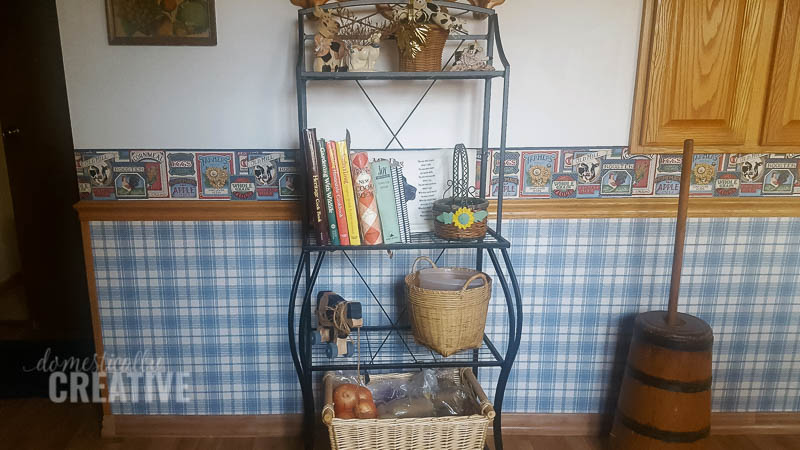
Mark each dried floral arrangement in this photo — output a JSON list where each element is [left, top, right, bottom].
[[333, 8, 390, 71], [289, 1, 509, 71], [387, 0, 465, 60], [334, 7, 389, 46]]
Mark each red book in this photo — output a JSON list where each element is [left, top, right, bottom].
[[326, 140, 350, 245]]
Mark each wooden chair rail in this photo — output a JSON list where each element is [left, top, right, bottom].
[[74, 198, 800, 222]]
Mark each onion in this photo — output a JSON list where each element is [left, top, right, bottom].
[[355, 400, 378, 419], [356, 386, 373, 403], [333, 384, 359, 411]]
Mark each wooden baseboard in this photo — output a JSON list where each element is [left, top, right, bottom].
[[499, 413, 610, 436], [499, 412, 800, 436], [103, 414, 303, 438], [711, 412, 800, 435], [102, 412, 800, 438]]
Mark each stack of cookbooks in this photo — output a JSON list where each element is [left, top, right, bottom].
[[303, 129, 412, 246]]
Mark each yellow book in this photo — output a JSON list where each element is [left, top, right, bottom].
[[336, 140, 361, 246]]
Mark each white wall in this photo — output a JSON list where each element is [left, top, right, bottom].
[[56, 0, 642, 150]]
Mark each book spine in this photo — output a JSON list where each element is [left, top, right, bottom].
[[336, 141, 361, 246], [304, 129, 330, 245], [390, 163, 408, 243], [317, 139, 340, 246], [326, 141, 350, 245], [393, 163, 411, 242], [349, 152, 382, 245], [370, 160, 401, 244]]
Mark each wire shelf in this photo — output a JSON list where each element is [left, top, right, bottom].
[[303, 227, 510, 252], [309, 326, 504, 372], [300, 71, 506, 81]]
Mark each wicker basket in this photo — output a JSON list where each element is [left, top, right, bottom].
[[405, 257, 491, 357], [322, 368, 495, 450], [399, 25, 449, 72], [432, 198, 490, 241]]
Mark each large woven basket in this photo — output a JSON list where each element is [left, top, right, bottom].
[[322, 368, 495, 450], [405, 257, 492, 357], [399, 25, 449, 72]]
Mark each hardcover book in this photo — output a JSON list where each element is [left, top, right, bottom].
[[304, 129, 330, 245], [336, 141, 361, 246], [349, 152, 383, 245], [326, 141, 350, 245], [305, 128, 331, 245], [391, 161, 411, 243], [370, 160, 401, 244], [317, 139, 340, 245]]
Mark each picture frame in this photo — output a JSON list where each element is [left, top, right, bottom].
[[105, 0, 217, 46]]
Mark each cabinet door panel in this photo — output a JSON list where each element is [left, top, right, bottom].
[[642, 0, 767, 146], [762, 0, 800, 145]]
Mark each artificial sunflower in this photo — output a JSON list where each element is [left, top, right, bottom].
[[453, 207, 475, 230]]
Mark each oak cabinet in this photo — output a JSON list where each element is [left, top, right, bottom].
[[630, 0, 800, 153]]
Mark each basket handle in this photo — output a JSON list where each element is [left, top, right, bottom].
[[461, 273, 489, 293], [411, 256, 437, 273], [322, 372, 335, 425], [460, 368, 496, 420]]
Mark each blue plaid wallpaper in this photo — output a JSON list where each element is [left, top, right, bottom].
[[90, 218, 800, 415]]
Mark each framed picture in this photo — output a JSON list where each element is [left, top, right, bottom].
[[105, 0, 217, 46]]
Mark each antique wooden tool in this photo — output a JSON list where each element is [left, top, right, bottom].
[[609, 139, 714, 449], [315, 291, 363, 358]]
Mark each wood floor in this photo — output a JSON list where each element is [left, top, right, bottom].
[[1, 398, 798, 449]]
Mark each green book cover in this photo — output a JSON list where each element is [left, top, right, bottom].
[[317, 138, 340, 245], [370, 160, 401, 244]]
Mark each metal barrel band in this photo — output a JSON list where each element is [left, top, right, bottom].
[[625, 365, 712, 393], [618, 413, 710, 443], [633, 327, 713, 352]]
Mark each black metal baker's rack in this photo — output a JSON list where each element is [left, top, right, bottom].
[[287, 2, 523, 449]]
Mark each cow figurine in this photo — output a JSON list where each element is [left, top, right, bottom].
[[391, 0, 465, 30], [449, 41, 494, 71], [313, 6, 348, 72], [424, 2, 465, 30], [391, 0, 428, 22], [349, 32, 382, 72]]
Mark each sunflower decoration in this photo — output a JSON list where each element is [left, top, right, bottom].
[[693, 163, 715, 185], [205, 166, 229, 189], [435, 207, 488, 229], [453, 207, 476, 230], [527, 165, 551, 187]]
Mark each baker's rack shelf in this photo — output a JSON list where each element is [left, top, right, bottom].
[[300, 70, 506, 81], [309, 326, 505, 372], [287, 2, 522, 450], [302, 228, 510, 252]]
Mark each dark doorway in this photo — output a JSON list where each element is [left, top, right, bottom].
[[0, 1, 92, 343]]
